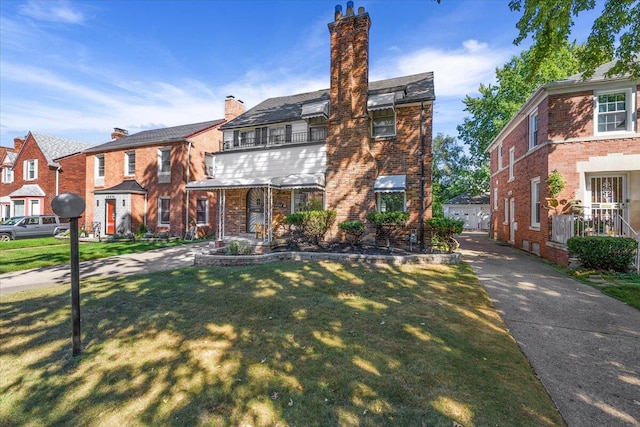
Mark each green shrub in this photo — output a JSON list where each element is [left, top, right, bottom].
[[567, 236, 637, 272], [426, 217, 465, 253], [338, 220, 365, 246], [285, 210, 337, 244], [366, 211, 409, 248], [224, 240, 252, 255]]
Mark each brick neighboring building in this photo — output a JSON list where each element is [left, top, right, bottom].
[[187, 2, 434, 246], [83, 98, 244, 238], [487, 61, 640, 265], [0, 132, 93, 221]]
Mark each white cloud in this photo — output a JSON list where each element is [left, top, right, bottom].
[[18, 0, 86, 24], [372, 39, 515, 97]]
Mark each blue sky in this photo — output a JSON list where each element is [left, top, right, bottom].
[[0, 0, 602, 148]]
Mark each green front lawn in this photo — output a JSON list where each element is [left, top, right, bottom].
[[0, 262, 564, 426], [0, 237, 193, 274]]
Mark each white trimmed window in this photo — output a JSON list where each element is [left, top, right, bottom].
[[158, 148, 171, 175], [493, 187, 498, 210], [528, 111, 539, 150], [204, 153, 214, 177], [24, 159, 37, 181], [1, 167, 13, 183], [508, 147, 515, 181], [377, 192, 405, 212], [595, 89, 634, 134], [95, 155, 105, 178], [497, 143, 503, 169], [503, 199, 509, 224], [530, 177, 541, 228], [371, 108, 396, 137], [158, 197, 170, 225], [125, 151, 135, 176], [196, 198, 209, 224]]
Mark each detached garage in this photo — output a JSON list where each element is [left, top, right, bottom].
[[443, 192, 490, 230]]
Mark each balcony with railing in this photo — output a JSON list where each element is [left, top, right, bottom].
[[222, 127, 327, 151]]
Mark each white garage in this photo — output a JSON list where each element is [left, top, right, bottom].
[[443, 192, 490, 230]]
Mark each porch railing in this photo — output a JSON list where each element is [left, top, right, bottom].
[[551, 213, 640, 273], [222, 128, 327, 151]]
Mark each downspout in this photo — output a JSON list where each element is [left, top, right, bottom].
[[419, 101, 426, 252], [185, 139, 193, 236], [56, 166, 61, 195]]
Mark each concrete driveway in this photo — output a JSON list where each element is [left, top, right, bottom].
[[459, 231, 640, 427]]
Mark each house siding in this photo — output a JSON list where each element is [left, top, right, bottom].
[[490, 80, 640, 266]]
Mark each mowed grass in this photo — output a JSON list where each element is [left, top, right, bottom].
[[0, 237, 192, 274], [0, 261, 564, 427]]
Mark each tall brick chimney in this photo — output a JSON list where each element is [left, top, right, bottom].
[[111, 128, 129, 140], [225, 95, 245, 122], [13, 137, 25, 152], [325, 2, 376, 231]]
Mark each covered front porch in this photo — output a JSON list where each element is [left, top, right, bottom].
[[187, 173, 325, 244]]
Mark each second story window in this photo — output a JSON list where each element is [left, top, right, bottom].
[[96, 155, 105, 177], [158, 147, 171, 173], [125, 151, 135, 176], [204, 153, 214, 177], [24, 159, 38, 181], [596, 89, 633, 133], [1, 167, 14, 183], [529, 111, 539, 150], [371, 108, 396, 137], [508, 147, 515, 181]]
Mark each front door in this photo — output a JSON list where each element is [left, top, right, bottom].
[[106, 199, 116, 234], [246, 188, 264, 233], [30, 199, 40, 215], [589, 175, 626, 220]]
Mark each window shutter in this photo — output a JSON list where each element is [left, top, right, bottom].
[[33, 159, 38, 179], [23, 160, 27, 180], [233, 130, 239, 147]]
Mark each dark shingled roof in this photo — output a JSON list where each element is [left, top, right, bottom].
[[221, 72, 435, 130], [93, 180, 147, 194], [85, 119, 225, 153], [445, 192, 490, 205]]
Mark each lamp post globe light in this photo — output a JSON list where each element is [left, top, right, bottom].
[[51, 193, 86, 356]]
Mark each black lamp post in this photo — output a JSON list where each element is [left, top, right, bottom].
[[51, 193, 86, 356]]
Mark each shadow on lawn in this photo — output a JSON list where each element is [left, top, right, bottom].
[[0, 262, 563, 427]]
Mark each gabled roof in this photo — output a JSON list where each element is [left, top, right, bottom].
[[444, 192, 490, 205], [84, 119, 225, 153], [221, 72, 435, 130], [28, 132, 94, 167], [9, 184, 46, 197], [93, 179, 147, 194]]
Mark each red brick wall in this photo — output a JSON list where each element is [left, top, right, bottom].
[[326, 8, 432, 244], [85, 126, 223, 237], [491, 83, 640, 265]]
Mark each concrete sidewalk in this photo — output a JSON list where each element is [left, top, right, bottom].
[[0, 241, 210, 295], [459, 232, 640, 427]]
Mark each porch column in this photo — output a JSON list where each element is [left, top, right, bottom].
[[218, 189, 226, 240]]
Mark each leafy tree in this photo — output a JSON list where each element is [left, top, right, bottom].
[[509, 0, 639, 80], [457, 42, 582, 188], [431, 133, 478, 216]]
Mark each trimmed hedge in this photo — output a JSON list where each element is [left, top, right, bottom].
[[285, 210, 337, 244], [338, 220, 365, 246], [366, 211, 409, 248], [567, 236, 638, 272], [426, 217, 465, 253]]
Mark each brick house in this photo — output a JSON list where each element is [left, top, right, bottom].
[[487, 60, 640, 265], [83, 97, 244, 238], [0, 132, 93, 221], [187, 2, 434, 246]]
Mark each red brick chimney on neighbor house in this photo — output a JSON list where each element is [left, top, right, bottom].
[[225, 95, 245, 122], [325, 1, 376, 226], [111, 128, 129, 140]]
